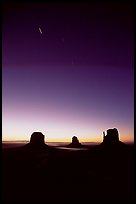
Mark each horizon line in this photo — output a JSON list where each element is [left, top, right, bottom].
[[2, 140, 134, 144]]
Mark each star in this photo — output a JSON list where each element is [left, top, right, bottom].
[[39, 27, 42, 34]]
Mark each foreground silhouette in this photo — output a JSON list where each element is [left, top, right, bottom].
[[2, 128, 134, 202]]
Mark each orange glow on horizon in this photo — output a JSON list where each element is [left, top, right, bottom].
[[2, 135, 134, 143], [2, 118, 134, 143]]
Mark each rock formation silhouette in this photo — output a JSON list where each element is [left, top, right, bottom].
[[30, 132, 45, 144], [2, 129, 133, 202], [25, 132, 49, 150], [100, 128, 126, 149], [103, 128, 119, 144], [67, 136, 82, 148]]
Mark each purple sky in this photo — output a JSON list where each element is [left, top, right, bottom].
[[2, 2, 134, 142]]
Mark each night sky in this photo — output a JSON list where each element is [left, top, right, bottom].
[[2, 2, 134, 142]]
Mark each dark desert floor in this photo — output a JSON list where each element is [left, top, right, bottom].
[[2, 142, 134, 203]]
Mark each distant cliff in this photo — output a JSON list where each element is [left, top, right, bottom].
[[67, 136, 83, 148]]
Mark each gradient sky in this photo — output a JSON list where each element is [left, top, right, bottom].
[[2, 2, 134, 142]]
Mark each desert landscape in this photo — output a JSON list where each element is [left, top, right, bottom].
[[2, 130, 134, 202]]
